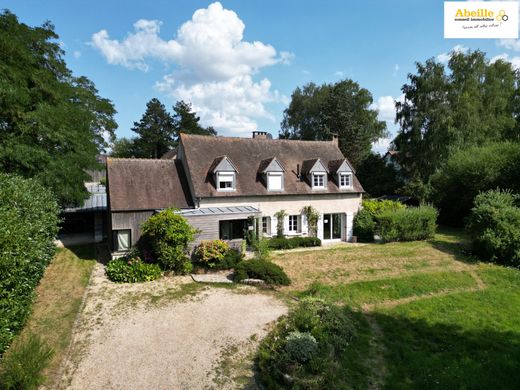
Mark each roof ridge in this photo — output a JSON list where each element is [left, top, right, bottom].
[[181, 133, 336, 144], [107, 157, 177, 162]]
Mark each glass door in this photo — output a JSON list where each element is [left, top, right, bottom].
[[322, 213, 342, 240], [323, 214, 331, 240]]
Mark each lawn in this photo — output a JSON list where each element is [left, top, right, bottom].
[[272, 228, 520, 389], [0, 245, 96, 388]]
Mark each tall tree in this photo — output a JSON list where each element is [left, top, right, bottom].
[[130, 98, 175, 159], [280, 80, 386, 168], [172, 100, 217, 137], [394, 50, 520, 181], [0, 10, 117, 206]]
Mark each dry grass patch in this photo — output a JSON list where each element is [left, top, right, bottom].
[[272, 239, 473, 291]]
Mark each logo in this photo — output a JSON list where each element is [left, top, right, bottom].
[[445, 2, 518, 39]]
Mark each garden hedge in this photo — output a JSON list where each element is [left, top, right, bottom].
[[268, 236, 321, 250], [466, 189, 520, 267], [376, 205, 437, 242], [233, 260, 290, 285], [0, 174, 60, 356]]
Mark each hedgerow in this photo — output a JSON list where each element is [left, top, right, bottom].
[[0, 174, 60, 355]]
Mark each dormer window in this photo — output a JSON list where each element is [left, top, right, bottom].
[[259, 157, 285, 192], [339, 173, 352, 189], [210, 156, 238, 192], [312, 173, 325, 189], [267, 172, 283, 191], [302, 158, 329, 190], [217, 172, 235, 190]]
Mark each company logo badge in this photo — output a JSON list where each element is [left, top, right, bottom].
[[445, 1, 518, 38]]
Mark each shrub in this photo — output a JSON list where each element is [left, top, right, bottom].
[[218, 249, 244, 269], [0, 334, 53, 390], [193, 240, 230, 268], [105, 257, 162, 283], [0, 174, 60, 355], [301, 206, 320, 237], [432, 142, 520, 226], [354, 199, 406, 242], [377, 206, 437, 242], [353, 208, 376, 242], [274, 210, 287, 237], [466, 189, 520, 267], [257, 297, 358, 388], [141, 209, 198, 274], [285, 331, 318, 363], [253, 238, 271, 261], [268, 236, 321, 250], [233, 260, 290, 285]]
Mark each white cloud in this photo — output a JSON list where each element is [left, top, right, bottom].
[[498, 38, 520, 51], [394, 64, 399, 72], [490, 53, 520, 69], [436, 44, 468, 64], [91, 2, 291, 135], [370, 95, 403, 123], [334, 70, 345, 77], [372, 137, 392, 155], [73, 50, 81, 59]]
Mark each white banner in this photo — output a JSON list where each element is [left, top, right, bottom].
[[444, 1, 518, 38]]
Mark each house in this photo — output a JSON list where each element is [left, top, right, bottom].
[[383, 150, 401, 172], [106, 131, 364, 255]]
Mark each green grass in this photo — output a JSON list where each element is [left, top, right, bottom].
[[268, 228, 520, 389], [0, 244, 96, 389], [302, 271, 477, 307]]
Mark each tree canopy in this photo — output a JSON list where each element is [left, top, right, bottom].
[[0, 10, 117, 206], [280, 79, 387, 168], [394, 50, 520, 181], [111, 99, 216, 158]]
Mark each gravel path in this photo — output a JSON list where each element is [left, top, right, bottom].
[[58, 264, 287, 389]]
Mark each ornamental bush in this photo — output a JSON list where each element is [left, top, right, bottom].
[[376, 206, 437, 242], [105, 256, 162, 283], [257, 297, 358, 388], [466, 189, 520, 267], [193, 240, 230, 268], [233, 260, 290, 285], [0, 174, 60, 356], [141, 209, 198, 274]]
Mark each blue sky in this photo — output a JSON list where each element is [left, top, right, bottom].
[[4, 0, 520, 153]]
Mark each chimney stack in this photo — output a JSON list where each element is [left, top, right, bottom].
[[331, 133, 338, 145], [252, 130, 268, 139]]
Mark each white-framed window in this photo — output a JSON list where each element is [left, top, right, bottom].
[[339, 173, 352, 188], [113, 229, 131, 251], [312, 173, 325, 189], [217, 172, 235, 191], [262, 216, 271, 235], [267, 172, 283, 191], [288, 215, 299, 232]]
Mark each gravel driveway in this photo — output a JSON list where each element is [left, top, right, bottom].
[[58, 264, 287, 389]]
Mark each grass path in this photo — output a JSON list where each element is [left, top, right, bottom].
[[272, 227, 520, 389]]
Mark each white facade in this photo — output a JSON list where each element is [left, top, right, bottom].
[[199, 192, 361, 242]]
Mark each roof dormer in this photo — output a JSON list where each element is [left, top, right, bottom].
[[210, 156, 238, 191], [301, 158, 329, 190], [329, 159, 354, 189], [259, 157, 285, 191]]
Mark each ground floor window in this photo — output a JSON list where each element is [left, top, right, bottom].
[[262, 216, 271, 235], [288, 215, 299, 232], [219, 219, 247, 240], [113, 229, 131, 251]]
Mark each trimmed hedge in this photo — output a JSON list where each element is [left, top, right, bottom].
[[105, 256, 162, 283], [466, 189, 520, 267], [268, 236, 321, 250], [257, 298, 357, 388], [377, 206, 437, 242], [0, 174, 60, 356], [353, 199, 406, 242], [233, 260, 290, 285]]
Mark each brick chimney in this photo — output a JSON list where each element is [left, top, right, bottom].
[[331, 133, 339, 145], [252, 131, 269, 139]]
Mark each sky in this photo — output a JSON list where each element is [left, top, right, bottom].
[[4, 0, 520, 153]]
